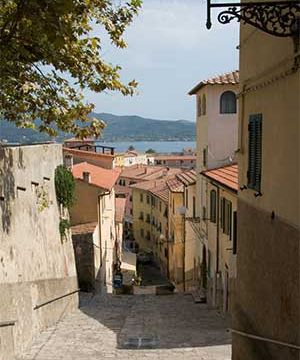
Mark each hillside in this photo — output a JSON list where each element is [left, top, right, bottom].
[[0, 113, 195, 143]]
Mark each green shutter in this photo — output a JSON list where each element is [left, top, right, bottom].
[[248, 114, 262, 191]]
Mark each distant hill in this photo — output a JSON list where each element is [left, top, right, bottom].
[[0, 113, 195, 143]]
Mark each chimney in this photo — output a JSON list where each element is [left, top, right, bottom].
[[64, 154, 73, 169], [82, 171, 91, 183]]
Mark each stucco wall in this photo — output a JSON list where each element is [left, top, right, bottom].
[[233, 7, 300, 359], [0, 144, 78, 360], [195, 83, 238, 173], [184, 183, 201, 291]]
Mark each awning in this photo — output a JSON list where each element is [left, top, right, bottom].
[[121, 251, 136, 272]]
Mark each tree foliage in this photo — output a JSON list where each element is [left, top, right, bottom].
[[55, 165, 75, 209], [0, 0, 142, 138], [145, 148, 155, 154]]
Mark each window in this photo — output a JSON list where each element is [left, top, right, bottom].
[[221, 198, 232, 238], [197, 96, 202, 117], [202, 206, 206, 220], [139, 211, 144, 221], [151, 196, 156, 207], [146, 231, 150, 240], [192, 196, 196, 218], [210, 190, 217, 223], [203, 147, 207, 167], [140, 193, 143, 202], [130, 208, 133, 215], [185, 189, 189, 209], [247, 114, 262, 192], [159, 201, 162, 212], [146, 214, 150, 223], [129, 180, 136, 185], [129, 195, 132, 202], [202, 94, 206, 115], [146, 195, 150, 204], [140, 228, 144, 238], [220, 91, 237, 114], [173, 198, 175, 215], [233, 211, 237, 254]]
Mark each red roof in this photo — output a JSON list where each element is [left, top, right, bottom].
[[63, 147, 114, 159], [72, 162, 120, 191], [176, 169, 197, 186], [202, 164, 238, 192], [115, 198, 126, 223], [154, 155, 196, 161], [167, 177, 184, 193], [188, 70, 239, 95], [71, 222, 97, 235]]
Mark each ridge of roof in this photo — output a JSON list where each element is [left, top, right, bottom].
[[72, 162, 120, 191], [202, 164, 238, 192], [176, 169, 197, 186], [188, 70, 239, 95]]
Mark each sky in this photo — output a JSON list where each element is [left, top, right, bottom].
[[86, 0, 239, 122]]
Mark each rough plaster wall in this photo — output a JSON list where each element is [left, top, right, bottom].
[[0, 144, 78, 359]]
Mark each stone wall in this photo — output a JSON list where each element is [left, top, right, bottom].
[[0, 144, 78, 360]]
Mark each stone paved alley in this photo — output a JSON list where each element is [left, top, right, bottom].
[[19, 293, 231, 360]]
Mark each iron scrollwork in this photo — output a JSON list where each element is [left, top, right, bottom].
[[207, 1, 300, 37]]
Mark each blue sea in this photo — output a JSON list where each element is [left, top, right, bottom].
[[96, 141, 196, 153]]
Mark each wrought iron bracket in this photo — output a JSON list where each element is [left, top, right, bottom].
[[206, 1, 300, 37]]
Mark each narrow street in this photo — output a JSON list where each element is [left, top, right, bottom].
[[19, 293, 231, 360]]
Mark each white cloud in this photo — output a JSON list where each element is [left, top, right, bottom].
[[87, 0, 239, 120]]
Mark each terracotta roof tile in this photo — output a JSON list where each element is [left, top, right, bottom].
[[72, 162, 120, 191], [202, 164, 238, 192], [176, 169, 197, 186], [154, 155, 196, 161], [115, 198, 126, 223], [71, 222, 97, 235], [63, 147, 114, 159], [188, 70, 239, 95], [166, 177, 184, 193], [150, 182, 169, 203]]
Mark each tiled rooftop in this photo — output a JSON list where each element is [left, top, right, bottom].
[[119, 164, 181, 181], [188, 70, 239, 95], [176, 169, 197, 186], [63, 147, 114, 159], [72, 162, 120, 191], [166, 177, 184, 193], [154, 155, 196, 161], [71, 222, 97, 235], [115, 198, 126, 223], [202, 164, 238, 192], [131, 179, 170, 203]]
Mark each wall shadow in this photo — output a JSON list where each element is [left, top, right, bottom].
[[79, 291, 232, 351], [0, 146, 18, 234]]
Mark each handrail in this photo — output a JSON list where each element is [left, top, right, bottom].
[[0, 320, 16, 328], [229, 328, 300, 350], [33, 289, 80, 310]]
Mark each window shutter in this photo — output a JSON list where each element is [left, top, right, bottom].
[[220, 197, 224, 230], [229, 201, 232, 240], [233, 211, 237, 254], [248, 114, 262, 191]]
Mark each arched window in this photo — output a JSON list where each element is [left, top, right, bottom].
[[220, 91, 237, 114], [202, 94, 206, 115], [197, 96, 202, 117]]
